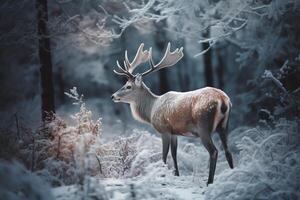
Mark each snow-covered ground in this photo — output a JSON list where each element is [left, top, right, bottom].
[[49, 121, 227, 200], [53, 175, 207, 200], [1, 97, 298, 200], [51, 129, 212, 200], [51, 118, 300, 200]]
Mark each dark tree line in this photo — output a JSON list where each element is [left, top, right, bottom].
[[36, 0, 55, 121], [154, 20, 170, 95], [202, 30, 214, 87]]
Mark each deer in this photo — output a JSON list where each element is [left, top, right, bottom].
[[111, 43, 234, 185]]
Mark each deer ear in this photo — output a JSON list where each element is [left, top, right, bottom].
[[135, 74, 142, 86]]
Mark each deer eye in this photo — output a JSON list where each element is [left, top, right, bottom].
[[126, 85, 132, 89]]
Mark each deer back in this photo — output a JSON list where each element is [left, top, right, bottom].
[[150, 87, 230, 136]]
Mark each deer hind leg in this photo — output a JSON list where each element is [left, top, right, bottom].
[[217, 105, 233, 169], [161, 133, 170, 164], [217, 120, 234, 169], [170, 135, 179, 176], [200, 133, 218, 185], [196, 102, 219, 185]]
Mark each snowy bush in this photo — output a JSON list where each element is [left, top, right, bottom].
[[96, 130, 168, 179], [0, 161, 53, 200], [94, 129, 198, 179], [36, 87, 103, 185], [205, 119, 300, 200]]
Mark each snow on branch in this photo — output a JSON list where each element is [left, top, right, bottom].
[[64, 87, 84, 105], [111, 0, 251, 56], [263, 70, 287, 93]]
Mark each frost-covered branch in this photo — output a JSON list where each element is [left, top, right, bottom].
[[263, 70, 287, 93], [112, 0, 252, 56]]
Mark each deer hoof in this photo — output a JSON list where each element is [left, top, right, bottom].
[[206, 180, 213, 186]]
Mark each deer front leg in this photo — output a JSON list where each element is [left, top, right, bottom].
[[161, 133, 170, 164], [171, 135, 179, 176]]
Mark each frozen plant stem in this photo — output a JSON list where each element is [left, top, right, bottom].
[[14, 113, 20, 140], [56, 135, 61, 159], [31, 137, 35, 171]]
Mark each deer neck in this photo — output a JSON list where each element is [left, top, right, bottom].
[[130, 84, 158, 124]]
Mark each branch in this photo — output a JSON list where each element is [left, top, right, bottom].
[[263, 70, 288, 93]]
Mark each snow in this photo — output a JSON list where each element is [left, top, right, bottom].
[[53, 175, 206, 200], [1, 88, 298, 200], [1, 88, 299, 200], [0, 161, 53, 200], [51, 118, 300, 200], [0, 95, 299, 200]]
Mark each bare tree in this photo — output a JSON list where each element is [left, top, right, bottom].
[[216, 44, 226, 89], [36, 0, 55, 120], [175, 39, 189, 91], [154, 20, 170, 94], [202, 30, 214, 87]]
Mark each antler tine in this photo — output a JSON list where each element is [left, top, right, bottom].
[[113, 69, 132, 79], [155, 42, 184, 69], [113, 60, 134, 79], [141, 47, 155, 76], [116, 60, 127, 73], [113, 69, 127, 77], [142, 42, 184, 77], [126, 43, 150, 73], [148, 47, 155, 69], [123, 60, 128, 71], [124, 50, 130, 71], [114, 43, 149, 79]]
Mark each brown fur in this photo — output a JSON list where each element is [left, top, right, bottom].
[[151, 87, 230, 136]]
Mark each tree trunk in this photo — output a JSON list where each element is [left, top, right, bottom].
[[175, 39, 189, 92], [159, 68, 169, 94], [36, 0, 55, 121], [202, 30, 214, 87], [155, 20, 170, 94], [216, 46, 225, 89]]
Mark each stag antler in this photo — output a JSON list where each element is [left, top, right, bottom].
[[141, 42, 184, 77], [113, 43, 150, 79], [114, 42, 184, 79], [125, 43, 150, 73]]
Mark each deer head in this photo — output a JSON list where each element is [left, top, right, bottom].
[[111, 43, 184, 103]]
